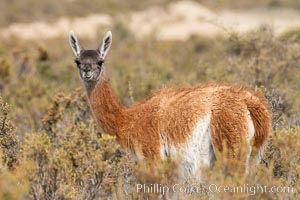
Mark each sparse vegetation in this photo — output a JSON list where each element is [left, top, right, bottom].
[[1, 0, 300, 28], [0, 1, 299, 199]]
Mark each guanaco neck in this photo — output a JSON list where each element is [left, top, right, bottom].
[[83, 70, 126, 136]]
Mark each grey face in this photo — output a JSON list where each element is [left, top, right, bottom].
[[69, 30, 112, 83], [75, 50, 104, 82]]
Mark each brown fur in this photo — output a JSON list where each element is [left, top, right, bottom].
[[87, 72, 271, 162], [69, 31, 271, 166]]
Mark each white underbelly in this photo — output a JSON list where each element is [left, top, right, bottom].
[[160, 114, 215, 177]]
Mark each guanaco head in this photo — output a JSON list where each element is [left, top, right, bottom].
[[69, 30, 112, 83]]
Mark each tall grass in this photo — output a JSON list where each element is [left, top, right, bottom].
[[0, 24, 299, 199]]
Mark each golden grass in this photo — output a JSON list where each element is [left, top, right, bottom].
[[0, 24, 299, 199]]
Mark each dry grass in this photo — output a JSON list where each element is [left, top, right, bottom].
[[0, 15, 299, 199], [1, 0, 300, 28]]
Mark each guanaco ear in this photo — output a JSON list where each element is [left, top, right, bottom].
[[98, 31, 112, 59], [69, 30, 81, 57]]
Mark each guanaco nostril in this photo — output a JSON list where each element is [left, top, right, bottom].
[[83, 64, 91, 72]]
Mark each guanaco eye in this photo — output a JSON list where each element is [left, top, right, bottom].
[[97, 60, 104, 66], [74, 60, 80, 66]]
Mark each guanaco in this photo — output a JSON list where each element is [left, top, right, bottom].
[[69, 30, 271, 177]]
